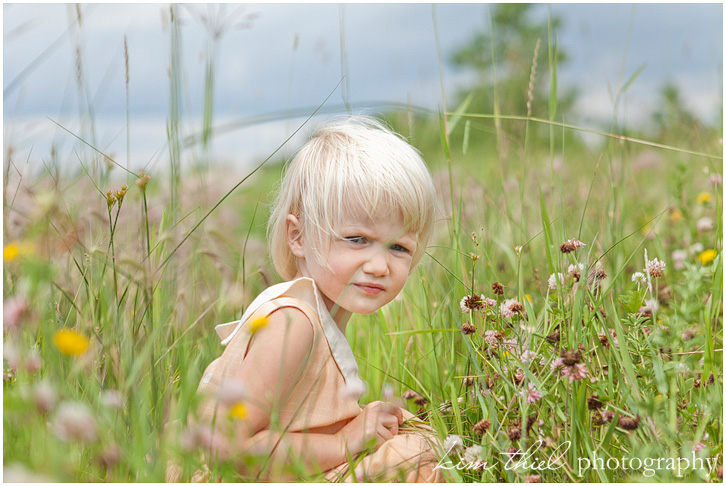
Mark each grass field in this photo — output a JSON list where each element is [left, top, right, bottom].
[[3, 9, 723, 483]]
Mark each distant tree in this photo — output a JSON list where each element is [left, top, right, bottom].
[[448, 4, 577, 151], [651, 81, 703, 143]]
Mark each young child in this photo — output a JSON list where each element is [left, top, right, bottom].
[[188, 116, 443, 482]]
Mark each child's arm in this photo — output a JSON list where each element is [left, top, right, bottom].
[[220, 307, 402, 473]]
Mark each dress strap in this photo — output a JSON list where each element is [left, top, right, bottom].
[[251, 296, 321, 331]]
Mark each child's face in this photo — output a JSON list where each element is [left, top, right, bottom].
[[292, 211, 417, 328]]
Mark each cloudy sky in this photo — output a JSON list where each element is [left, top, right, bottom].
[[3, 3, 723, 172]]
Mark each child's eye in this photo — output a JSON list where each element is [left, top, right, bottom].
[[344, 236, 366, 244], [390, 243, 411, 254]]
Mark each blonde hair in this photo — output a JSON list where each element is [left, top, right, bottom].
[[267, 115, 437, 281]]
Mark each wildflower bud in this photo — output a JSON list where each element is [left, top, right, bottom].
[[52, 401, 99, 443], [513, 369, 525, 385], [505, 447, 519, 456], [3, 296, 29, 332], [545, 331, 560, 344], [106, 191, 116, 210], [525, 475, 542, 483], [114, 185, 128, 207], [216, 378, 247, 408], [3, 341, 20, 370], [23, 349, 42, 374], [413, 395, 428, 407], [33, 381, 57, 414], [136, 170, 151, 191], [461, 323, 476, 335], [473, 419, 491, 435], [560, 239, 585, 253], [491, 282, 505, 296], [697, 217, 714, 233], [508, 426, 523, 443], [470, 253, 479, 261], [98, 444, 122, 469], [339, 379, 366, 400], [100, 390, 124, 410], [560, 349, 582, 366], [587, 396, 603, 411], [617, 415, 640, 431], [402, 390, 419, 401], [514, 246, 522, 255]]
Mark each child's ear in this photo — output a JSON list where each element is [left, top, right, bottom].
[[286, 214, 305, 258]]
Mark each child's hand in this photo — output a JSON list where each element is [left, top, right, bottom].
[[337, 401, 403, 456]]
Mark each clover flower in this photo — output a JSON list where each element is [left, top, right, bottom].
[[617, 415, 640, 431], [560, 238, 586, 253], [598, 329, 618, 347], [483, 330, 503, 349], [461, 323, 476, 335], [3, 295, 28, 331], [645, 257, 666, 278], [567, 263, 584, 281], [547, 273, 565, 290], [587, 395, 603, 411], [697, 217, 714, 233], [522, 383, 542, 404], [460, 294, 485, 313], [52, 401, 99, 443], [500, 299, 524, 319], [339, 379, 367, 400], [463, 444, 482, 464], [520, 350, 538, 365], [100, 390, 124, 410], [33, 381, 57, 414], [216, 378, 247, 407], [672, 249, 687, 270], [473, 419, 491, 435], [561, 363, 588, 382], [710, 173, 722, 187], [551, 350, 588, 382], [491, 282, 505, 295], [442, 434, 464, 454], [631, 272, 646, 285]]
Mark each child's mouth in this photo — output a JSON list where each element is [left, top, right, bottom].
[[355, 283, 384, 295]]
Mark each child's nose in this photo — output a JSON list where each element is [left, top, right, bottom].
[[362, 250, 389, 276]]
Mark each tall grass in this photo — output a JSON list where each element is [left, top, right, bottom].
[[3, 7, 723, 483]]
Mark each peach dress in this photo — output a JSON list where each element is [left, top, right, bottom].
[[194, 277, 443, 482]]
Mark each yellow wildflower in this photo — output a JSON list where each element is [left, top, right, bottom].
[[3, 241, 34, 261], [524, 294, 532, 302], [670, 209, 684, 223], [228, 403, 247, 419], [698, 249, 718, 265], [696, 192, 712, 204], [53, 329, 90, 356], [4, 243, 20, 261], [249, 316, 269, 334]]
